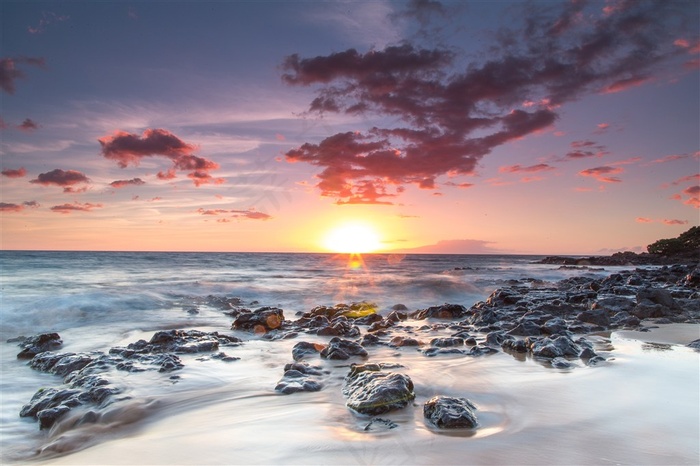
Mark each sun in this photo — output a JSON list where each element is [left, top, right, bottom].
[[322, 223, 381, 254]]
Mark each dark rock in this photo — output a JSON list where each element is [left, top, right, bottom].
[[430, 337, 464, 347], [508, 321, 541, 336], [551, 357, 575, 369], [577, 309, 610, 327], [275, 362, 325, 394], [423, 396, 478, 429], [423, 347, 467, 357], [232, 306, 285, 333], [344, 371, 415, 415], [530, 335, 581, 359], [320, 337, 368, 360], [29, 352, 96, 377], [389, 336, 423, 347], [411, 304, 468, 320], [631, 303, 670, 319], [16, 333, 63, 359], [637, 288, 679, 310], [541, 317, 568, 335], [364, 418, 398, 431], [687, 339, 700, 351], [592, 297, 636, 314], [468, 345, 498, 356], [292, 341, 323, 361], [360, 333, 380, 346], [502, 338, 529, 353]]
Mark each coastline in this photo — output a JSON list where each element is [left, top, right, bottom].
[[3, 255, 698, 465]]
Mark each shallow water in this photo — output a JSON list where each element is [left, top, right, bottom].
[[1, 252, 698, 465]]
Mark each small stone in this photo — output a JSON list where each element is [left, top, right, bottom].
[[423, 396, 478, 429]]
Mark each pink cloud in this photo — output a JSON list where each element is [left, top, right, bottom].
[[670, 173, 700, 186], [444, 181, 474, 189], [600, 76, 651, 94], [110, 178, 145, 188], [281, 1, 693, 203], [0, 57, 45, 94], [499, 163, 555, 173], [18, 118, 39, 132], [565, 140, 608, 159], [681, 185, 700, 208], [30, 169, 90, 192], [663, 219, 689, 225], [197, 208, 272, 220], [0, 201, 39, 213], [578, 166, 623, 183], [99, 129, 223, 187], [636, 217, 653, 223], [50, 202, 102, 214], [646, 154, 688, 165], [1, 167, 27, 178]]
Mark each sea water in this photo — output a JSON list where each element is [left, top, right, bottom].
[[0, 251, 698, 465]]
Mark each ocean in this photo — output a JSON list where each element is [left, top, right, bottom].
[[0, 251, 698, 465]]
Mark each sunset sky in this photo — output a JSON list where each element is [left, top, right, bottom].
[[1, 0, 698, 254]]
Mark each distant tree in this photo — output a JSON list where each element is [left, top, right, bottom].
[[647, 226, 700, 256]]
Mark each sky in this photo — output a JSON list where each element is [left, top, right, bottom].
[[1, 0, 698, 254]]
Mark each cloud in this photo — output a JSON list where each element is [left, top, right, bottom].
[[28, 11, 69, 34], [0, 57, 45, 94], [390, 238, 503, 254], [578, 166, 624, 183], [444, 181, 474, 189], [565, 140, 608, 159], [499, 163, 555, 173], [110, 178, 146, 189], [50, 202, 103, 214], [636, 217, 689, 225], [646, 154, 688, 165], [282, 1, 689, 203], [196, 208, 271, 220], [30, 169, 90, 192], [1, 167, 27, 178], [0, 201, 39, 213], [98, 128, 223, 187], [681, 185, 700, 208], [18, 118, 39, 132]]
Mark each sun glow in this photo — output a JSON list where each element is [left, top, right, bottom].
[[322, 223, 381, 254]]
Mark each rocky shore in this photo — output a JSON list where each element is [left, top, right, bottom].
[[10, 262, 700, 437]]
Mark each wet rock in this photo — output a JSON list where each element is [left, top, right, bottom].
[[502, 338, 529, 353], [423, 347, 467, 357], [344, 371, 415, 415], [29, 352, 96, 377], [275, 362, 325, 394], [114, 330, 240, 356], [232, 307, 285, 333], [577, 309, 610, 327], [631, 303, 670, 319], [551, 357, 575, 369], [320, 337, 368, 360], [530, 335, 581, 359], [468, 345, 498, 356], [541, 317, 568, 335], [637, 288, 679, 310], [411, 303, 468, 320], [592, 296, 636, 314], [291, 341, 323, 361], [423, 396, 478, 429], [389, 336, 423, 347], [508, 321, 541, 336], [687, 339, 700, 351], [364, 418, 398, 431], [430, 337, 464, 347], [16, 333, 63, 359]]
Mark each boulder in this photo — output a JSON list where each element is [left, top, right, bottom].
[[411, 304, 468, 320], [343, 371, 415, 415], [576, 309, 610, 327], [320, 337, 368, 360], [232, 307, 285, 333], [16, 333, 63, 359], [423, 396, 478, 429]]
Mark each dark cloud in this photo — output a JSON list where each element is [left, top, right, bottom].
[[282, 1, 695, 204], [0, 202, 23, 212], [18, 118, 39, 132], [110, 178, 145, 189], [499, 163, 555, 173], [30, 169, 90, 192], [565, 140, 609, 160], [197, 208, 271, 220], [578, 166, 624, 183], [682, 185, 700, 208], [0, 57, 45, 94], [99, 129, 223, 187], [663, 219, 689, 225], [1, 167, 27, 178], [50, 202, 103, 214]]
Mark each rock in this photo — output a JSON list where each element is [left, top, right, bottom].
[[577, 309, 610, 327], [16, 333, 63, 359], [389, 336, 423, 347], [508, 321, 541, 336], [592, 297, 636, 314], [364, 418, 398, 431], [320, 337, 368, 360], [292, 341, 323, 361], [631, 303, 670, 319], [232, 307, 285, 333], [502, 338, 529, 353], [637, 288, 679, 310], [29, 352, 96, 377], [411, 303, 468, 320], [551, 357, 575, 369], [687, 339, 700, 351], [530, 335, 581, 359], [541, 317, 568, 335], [275, 363, 325, 394], [344, 371, 415, 415], [430, 337, 464, 347], [423, 396, 478, 429], [423, 347, 467, 357]]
